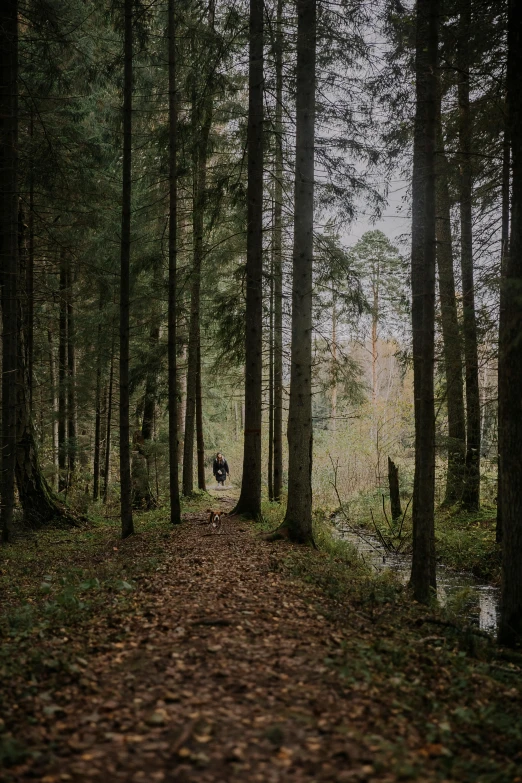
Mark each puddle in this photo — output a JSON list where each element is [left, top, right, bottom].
[[334, 521, 499, 634]]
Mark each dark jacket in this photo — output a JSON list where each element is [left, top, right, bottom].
[[213, 458, 229, 480]]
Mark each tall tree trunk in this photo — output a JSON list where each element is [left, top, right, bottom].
[[92, 287, 104, 501], [93, 361, 102, 501], [330, 295, 337, 431], [27, 111, 34, 414], [496, 118, 510, 544], [168, 0, 181, 524], [409, 0, 439, 603], [66, 258, 77, 480], [47, 328, 59, 490], [14, 202, 77, 526], [58, 249, 67, 491], [177, 343, 187, 465], [103, 342, 114, 504], [458, 0, 481, 512], [120, 0, 134, 538], [183, 84, 211, 496], [232, 0, 264, 517], [268, 240, 274, 500], [0, 0, 18, 543], [371, 268, 379, 405], [142, 324, 159, 442], [388, 457, 402, 522], [435, 100, 466, 506], [273, 0, 316, 543], [498, 0, 522, 647], [196, 343, 206, 490], [273, 0, 284, 502]]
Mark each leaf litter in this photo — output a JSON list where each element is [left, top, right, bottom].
[[0, 503, 521, 782]]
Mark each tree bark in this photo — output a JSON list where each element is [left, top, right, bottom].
[[232, 0, 264, 517], [388, 457, 402, 522], [0, 0, 18, 543], [275, 0, 316, 544], [435, 99, 466, 506], [58, 249, 67, 491], [103, 342, 114, 504], [92, 289, 103, 501], [196, 343, 206, 490], [168, 0, 182, 524], [119, 0, 134, 538], [273, 0, 284, 502], [458, 0, 481, 512], [498, 0, 522, 647], [14, 201, 77, 527], [268, 238, 274, 501], [47, 328, 59, 490], [183, 82, 211, 496], [409, 0, 439, 603], [142, 324, 159, 442], [496, 118, 510, 544], [330, 295, 337, 431], [135, 316, 160, 510], [27, 111, 34, 414], [66, 258, 77, 480]]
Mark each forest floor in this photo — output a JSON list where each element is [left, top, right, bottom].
[[1, 496, 522, 783]]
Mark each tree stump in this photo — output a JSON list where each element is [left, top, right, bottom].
[[388, 457, 402, 521]]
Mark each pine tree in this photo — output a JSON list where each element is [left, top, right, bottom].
[[120, 0, 134, 539], [233, 0, 264, 517], [409, 0, 439, 603], [498, 0, 522, 647], [271, 0, 316, 543], [0, 0, 19, 543]]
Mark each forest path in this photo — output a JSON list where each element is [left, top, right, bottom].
[[6, 507, 519, 783]]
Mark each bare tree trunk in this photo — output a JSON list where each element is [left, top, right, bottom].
[[435, 101, 466, 506], [93, 290, 103, 501], [196, 343, 206, 490], [498, 0, 522, 647], [14, 201, 77, 526], [47, 328, 59, 490], [142, 323, 160, 443], [103, 342, 114, 504], [168, 0, 181, 524], [177, 343, 187, 465], [268, 240, 274, 500], [273, 0, 284, 502], [27, 111, 34, 414], [58, 249, 67, 491], [234, 400, 240, 440], [119, 0, 134, 538], [66, 258, 77, 480], [0, 0, 18, 543], [409, 0, 439, 603], [330, 295, 337, 431], [233, 0, 264, 517], [273, 0, 316, 544], [93, 365, 102, 501], [497, 119, 510, 544], [388, 457, 402, 521], [458, 0, 480, 512], [183, 88, 211, 496], [371, 270, 379, 405]]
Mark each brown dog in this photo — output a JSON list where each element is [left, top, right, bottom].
[[207, 509, 226, 531]]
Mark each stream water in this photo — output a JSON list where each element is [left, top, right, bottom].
[[334, 521, 499, 633]]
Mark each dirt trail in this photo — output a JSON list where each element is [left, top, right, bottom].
[[6, 506, 519, 783], [7, 507, 402, 783]]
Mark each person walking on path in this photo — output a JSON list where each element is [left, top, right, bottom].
[[213, 452, 230, 487]]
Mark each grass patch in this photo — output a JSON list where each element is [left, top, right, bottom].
[[259, 506, 522, 782], [434, 506, 500, 582], [337, 492, 500, 583]]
